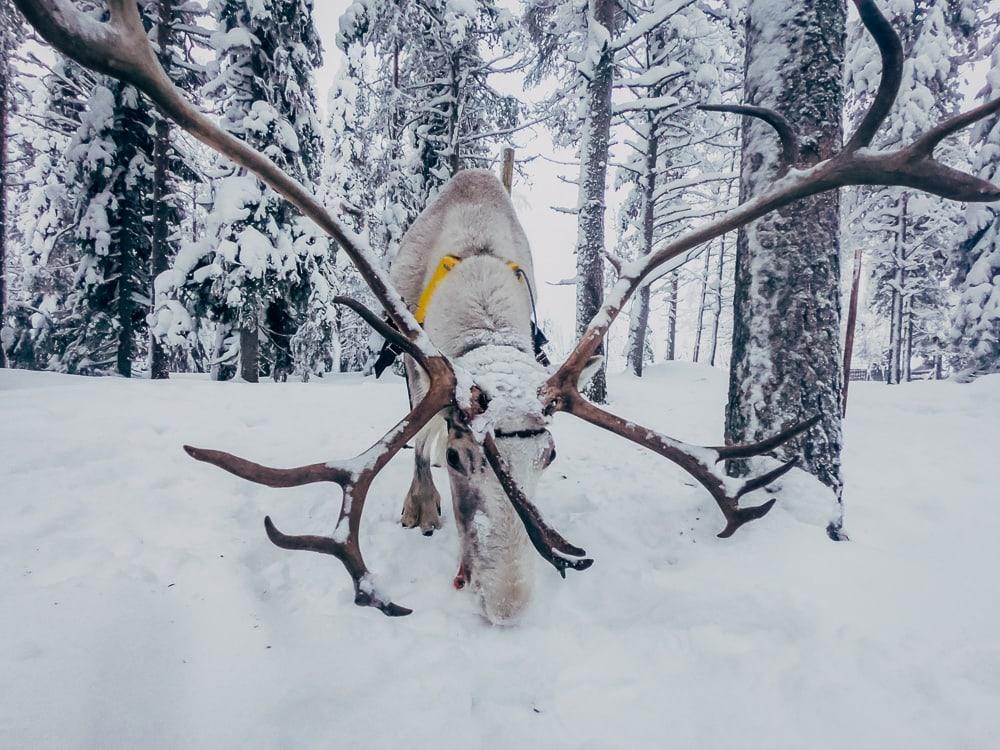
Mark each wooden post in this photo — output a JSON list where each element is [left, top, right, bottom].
[[842, 243, 864, 416], [501, 147, 514, 194]]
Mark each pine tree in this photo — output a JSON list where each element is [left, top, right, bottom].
[[5, 59, 90, 370], [148, 0, 208, 379], [524, 0, 618, 400], [845, 0, 972, 384], [166, 0, 324, 382], [337, 0, 525, 245], [320, 56, 379, 373], [949, 39, 1000, 378], [58, 78, 155, 376], [611, 6, 734, 375], [526, 0, 726, 394], [13, 46, 155, 377], [724, 0, 847, 537]]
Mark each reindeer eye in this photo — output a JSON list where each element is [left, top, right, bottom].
[[446, 448, 466, 475]]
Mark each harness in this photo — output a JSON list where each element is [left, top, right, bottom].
[[373, 254, 550, 377]]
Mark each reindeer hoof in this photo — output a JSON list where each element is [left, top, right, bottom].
[[401, 485, 444, 534]]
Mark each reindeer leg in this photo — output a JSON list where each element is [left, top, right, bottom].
[[402, 429, 444, 535], [400, 357, 443, 535]]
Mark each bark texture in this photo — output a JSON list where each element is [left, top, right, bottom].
[[725, 0, 847, 537], [0, 12, 9, 368], [625, 118, 658, 377], [149, 0, 174, 379], [664, 273, 677, 361], [573, 0, 614, 402]]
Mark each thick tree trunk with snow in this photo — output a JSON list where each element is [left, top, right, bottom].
[[573, 0, 614, 402], [0, 56, 7, 368], [0, 18, 9, 368], [725, 0, 846, 536], [626, 116, 658, 377]]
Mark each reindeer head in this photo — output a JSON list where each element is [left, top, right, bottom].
[[438, 347, 602, 622], [18, 0, 998, 618]]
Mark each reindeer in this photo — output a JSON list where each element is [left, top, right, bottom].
[[17, 0, 999, 622], [387, 170, 603, 621]]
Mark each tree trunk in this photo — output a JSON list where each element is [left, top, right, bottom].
[[448, 52, 460, 176], [210, 322, 230, 381], [626, 286, 651, 376], [664, 274, 678, 361], [149, 0, 174, 380], [626, 112, 658, 377], [903, 303, 913, 382], [116, 223, 134, 378], [888, 284, 901, 384], [725, 0, 847, 538], [573, 0, 614, 403], [0, 36, 8, 368], [266, 299, 294, 381], [501, 147, 514, 193], [240, 309, 259, 383], [709, 239, 725, 367], [708, 151, 736, 369], [842, 241, 864, 415], [692, 247, 712, 362]]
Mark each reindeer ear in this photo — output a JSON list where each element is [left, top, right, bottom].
[[576, 356, 604, 392]]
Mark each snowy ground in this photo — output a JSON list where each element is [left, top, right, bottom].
[[2, 363, 999, 749]]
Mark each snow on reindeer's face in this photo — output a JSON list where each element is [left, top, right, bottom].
[[444, 347, 557, 624]]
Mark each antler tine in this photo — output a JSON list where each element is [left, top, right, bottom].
[[907, 95, 1000, 161], [13, 0, 431, 349], [714, 415, 821, 460], [183, 446, 348, 487], [560, 390, 818, 538], [697, 104, 799, 170], [183, 359, 461, 616], [482, 434, 593, 578], [844, 0, 904, 153], [332, 295, 423, 363]]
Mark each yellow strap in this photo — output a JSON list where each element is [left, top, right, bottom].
[[415, 255, 525, 325]]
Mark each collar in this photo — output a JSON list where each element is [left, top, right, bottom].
[[414, 254, 523, 325]]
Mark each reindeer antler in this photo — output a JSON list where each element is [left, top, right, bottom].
[[182, 358, 465, 615], [542, 0, 1000, 536]]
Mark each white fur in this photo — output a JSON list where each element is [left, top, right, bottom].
[[391, 170, 547, 624]]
